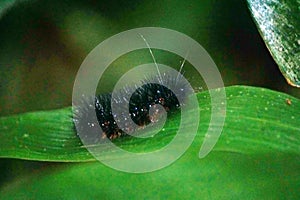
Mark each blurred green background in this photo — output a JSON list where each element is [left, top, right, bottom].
[[0, 0, 299, 195]]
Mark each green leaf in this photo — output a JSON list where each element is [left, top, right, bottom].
[[0, 85, 299, 161], [0, 86, 299, 199], [0, 153, 299, 199], [247, 0, 300, 87], [0, 107, 93, 162]]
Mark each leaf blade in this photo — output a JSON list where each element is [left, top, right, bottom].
[[247, 0, 300, 87], [0, 86, 299, 161]]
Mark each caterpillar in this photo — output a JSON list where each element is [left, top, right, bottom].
[[73, 73, 190, 141], [73, 35, 191, 141]]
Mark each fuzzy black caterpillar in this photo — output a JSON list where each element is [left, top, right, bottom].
[[73, 73, 190, 141], [73, 34, 193, 141]]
